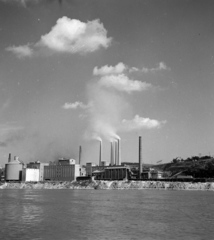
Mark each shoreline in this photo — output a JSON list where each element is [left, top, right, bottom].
[[1, 180, 214, 190]]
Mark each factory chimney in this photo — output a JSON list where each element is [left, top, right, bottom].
[[139, 136, 142, 179], [99, 140, 102, 166], [115, 140, 118, 165], [79, 146, 82, 165], [8, 153, 11, 163], [117, 139, 121, 166], [110, 142, 115, 166]]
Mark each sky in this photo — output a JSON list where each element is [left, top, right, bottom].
[[0, 0, 214, 166]]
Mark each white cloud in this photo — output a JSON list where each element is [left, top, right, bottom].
[[98, 74, 152, 93], [6, 17, 112, 58], [6, 45, 33, 58], [38, 17, 112, 54], [129, 62, 170, 73], [62, 101, 90, 110], [93, 62, 126, 76], [129, 67, 139, 72], [121, 115, 165, 131], [158, 62, 169, 70]]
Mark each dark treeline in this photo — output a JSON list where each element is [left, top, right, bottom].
[[157, 156, 214, 178]]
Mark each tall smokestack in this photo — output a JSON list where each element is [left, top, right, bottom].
[[110, 142, 115, 166], [8, 153, 11, 163], [117, 139, 121, 166], [139, 136, 142, 179], [79, 146, 82, 165], [99, 140, 102, 166], [115, 140, 118, 165]]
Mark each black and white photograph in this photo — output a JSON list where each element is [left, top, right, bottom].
[[0, 0, 214, 239]]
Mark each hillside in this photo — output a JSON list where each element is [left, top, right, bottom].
[[154, 156, 214, 178]]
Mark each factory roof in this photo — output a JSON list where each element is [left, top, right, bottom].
[[106, 166, 129, 169], [6, 159, 23, 165], [92, 170, 105, 174]]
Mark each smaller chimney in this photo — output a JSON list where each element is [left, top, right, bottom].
[[79, 146, 82, 166], [139, 136, 142, 179], [110, 142, 115, 166], [99, 141, 102, 166], [117, 139, 121, 166], [8, 153, 11, 163], [114, 140, 118, 165]]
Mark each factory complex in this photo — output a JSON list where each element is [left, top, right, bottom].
[[3, 155, 84, 182], [2, 154, 138, 182], [1, 137, 154, 182], [1, 136, 202, 183]]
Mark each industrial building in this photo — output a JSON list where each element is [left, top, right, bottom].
[[43, 163, 83, 181], [87, 136, 143, 181], [86, 162, 110, 175], [44, 165, 76, 181], [22, 168, 40, 182], [93, 166, 130, 180], [4, 154, 84, 182], [27, 162, 49, 181], [31, 158, 84, 181], [86, 162, 97, 177], [58, 158, 76, 165], [141, 168, 164, 179], [86, 163, 132, 181], [5, 155, 24, 181]]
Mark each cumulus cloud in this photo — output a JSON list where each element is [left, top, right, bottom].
[[98, 74, 152, 93], [6, 17, 112, 58], [129, 62, 170, 73], [121, 115, 165, 131], [94, 61, 170, 75], [158, 62, 169, 70], [6, 45, 33, 58], [38, 17, 111, 54], [62, 101, 90, 110], [93, 62, 126, 76]]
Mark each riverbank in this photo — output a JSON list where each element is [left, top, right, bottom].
[[1, 180, 214, 190]]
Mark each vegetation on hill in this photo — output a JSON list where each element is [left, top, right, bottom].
[[155, 156, 214, 178]]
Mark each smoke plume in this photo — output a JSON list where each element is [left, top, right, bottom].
[[84, 62, 165, 142], [85, 83, 127, 141]]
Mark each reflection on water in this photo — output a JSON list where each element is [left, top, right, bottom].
[[22, 205, 43, 224], [0, 190, 44, 240], [0, 189, 214, 240]]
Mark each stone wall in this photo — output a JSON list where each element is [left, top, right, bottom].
[[1, 180, 214, 190]]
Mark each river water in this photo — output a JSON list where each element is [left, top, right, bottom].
[[0, 189, 214, 240]]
